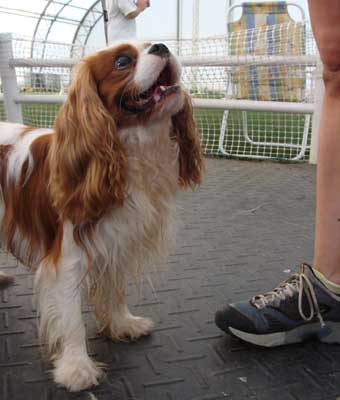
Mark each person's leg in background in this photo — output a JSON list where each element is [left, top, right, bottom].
[[215, 0, 340, 346]]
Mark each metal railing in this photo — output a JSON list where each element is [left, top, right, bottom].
[[0, 30, 323, 162]]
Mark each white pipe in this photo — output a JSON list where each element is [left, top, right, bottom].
[[10, 54, 318, 69], [180, 55, 317, 67], [10, 58, 79, 68], [14, 94, 66, 104], [192, 0, 200, 42], [0, 33, 23, 123], [192, 98, 314, 114], [14, 94, 314, 114]]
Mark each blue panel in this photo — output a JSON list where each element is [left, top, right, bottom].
[[249, 65, 259, 100]]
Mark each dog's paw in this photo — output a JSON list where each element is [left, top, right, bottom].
[[0, 272, 14, 288], [104, 316, 154, 342], [53, 354, 102, 392]]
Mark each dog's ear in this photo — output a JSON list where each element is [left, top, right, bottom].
[[50, 60, 127, 225], [171, 92, 204, 188]]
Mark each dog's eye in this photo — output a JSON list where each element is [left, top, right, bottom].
[[114, 55, 133, 70]]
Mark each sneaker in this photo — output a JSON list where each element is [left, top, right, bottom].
[[215, 263, 340, 347]]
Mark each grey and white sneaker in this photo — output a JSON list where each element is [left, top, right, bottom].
[[215, 263, 340, 347]]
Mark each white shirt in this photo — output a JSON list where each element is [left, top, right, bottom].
[[106, 0, 137, 44]]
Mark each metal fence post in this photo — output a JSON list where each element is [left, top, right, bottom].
[[0, 33, 23, 123], [309, 60, 324, 164]]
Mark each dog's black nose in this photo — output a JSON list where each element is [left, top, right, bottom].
[[148, 43, 170, 58]]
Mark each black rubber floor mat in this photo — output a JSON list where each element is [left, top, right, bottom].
[[1, 159, 340, 400]]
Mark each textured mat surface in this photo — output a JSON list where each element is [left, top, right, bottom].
[[1, 158, 340, 400]]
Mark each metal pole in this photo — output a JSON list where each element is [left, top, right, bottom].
[[192, 0, 200, 44], [192, 0, 200, 92], [226, 0, 234, 27], [176, 0, 183, 55], [0, 33, 23, 123], [101, 0, 109, 46], [176, 0, 182, 41]]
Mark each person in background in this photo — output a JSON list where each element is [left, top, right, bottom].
[[106, 0, 150, 44], [216, 0, 340, 348]]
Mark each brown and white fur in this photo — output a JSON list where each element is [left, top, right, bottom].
[[0, 42, 203, 391]]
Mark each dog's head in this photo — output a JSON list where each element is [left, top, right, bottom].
[[52, 42, 203, 225], [88, 42, 184, 125]]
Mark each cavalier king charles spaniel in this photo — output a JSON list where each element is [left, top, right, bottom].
[[0, 42, 203, 391]]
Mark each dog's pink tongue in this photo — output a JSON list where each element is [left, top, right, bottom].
[[153, 86, 162, 102]]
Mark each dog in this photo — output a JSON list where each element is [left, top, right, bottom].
[[0, 42, 203, 391]]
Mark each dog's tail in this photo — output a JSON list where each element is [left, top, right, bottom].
[[0, 271, 14, 288]]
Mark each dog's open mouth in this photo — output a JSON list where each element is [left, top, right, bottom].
[[121, 63, 180, 113]]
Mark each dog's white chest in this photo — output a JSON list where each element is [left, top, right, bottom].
[[95, 126, 179, 269]]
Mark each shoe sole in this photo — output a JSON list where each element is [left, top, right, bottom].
[[228, 322, 340, 347]]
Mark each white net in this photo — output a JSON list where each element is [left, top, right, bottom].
[[0, 76, 6, 121], [163, 22, 318, 160], [3, 37, 74, 127], [0, 101, 6, 122], [0, 21, 319, 161]]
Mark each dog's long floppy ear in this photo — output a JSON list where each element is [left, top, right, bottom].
[[171, 92, 204, 188], [50, 59, 127, 226]]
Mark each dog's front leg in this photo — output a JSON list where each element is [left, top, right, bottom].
[[35, 225, 102, 392], [95, 271, 154, 342], [101, 300, 154, 342]]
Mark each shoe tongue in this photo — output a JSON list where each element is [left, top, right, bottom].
[[300, 264, 330, 303], [298, 264, 320, 291], [301, 263, 314, 277]]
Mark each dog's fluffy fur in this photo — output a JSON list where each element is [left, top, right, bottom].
[[0, 42, 203, 391]]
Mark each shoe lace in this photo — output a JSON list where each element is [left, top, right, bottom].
[[251, 264, 325, 327]]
